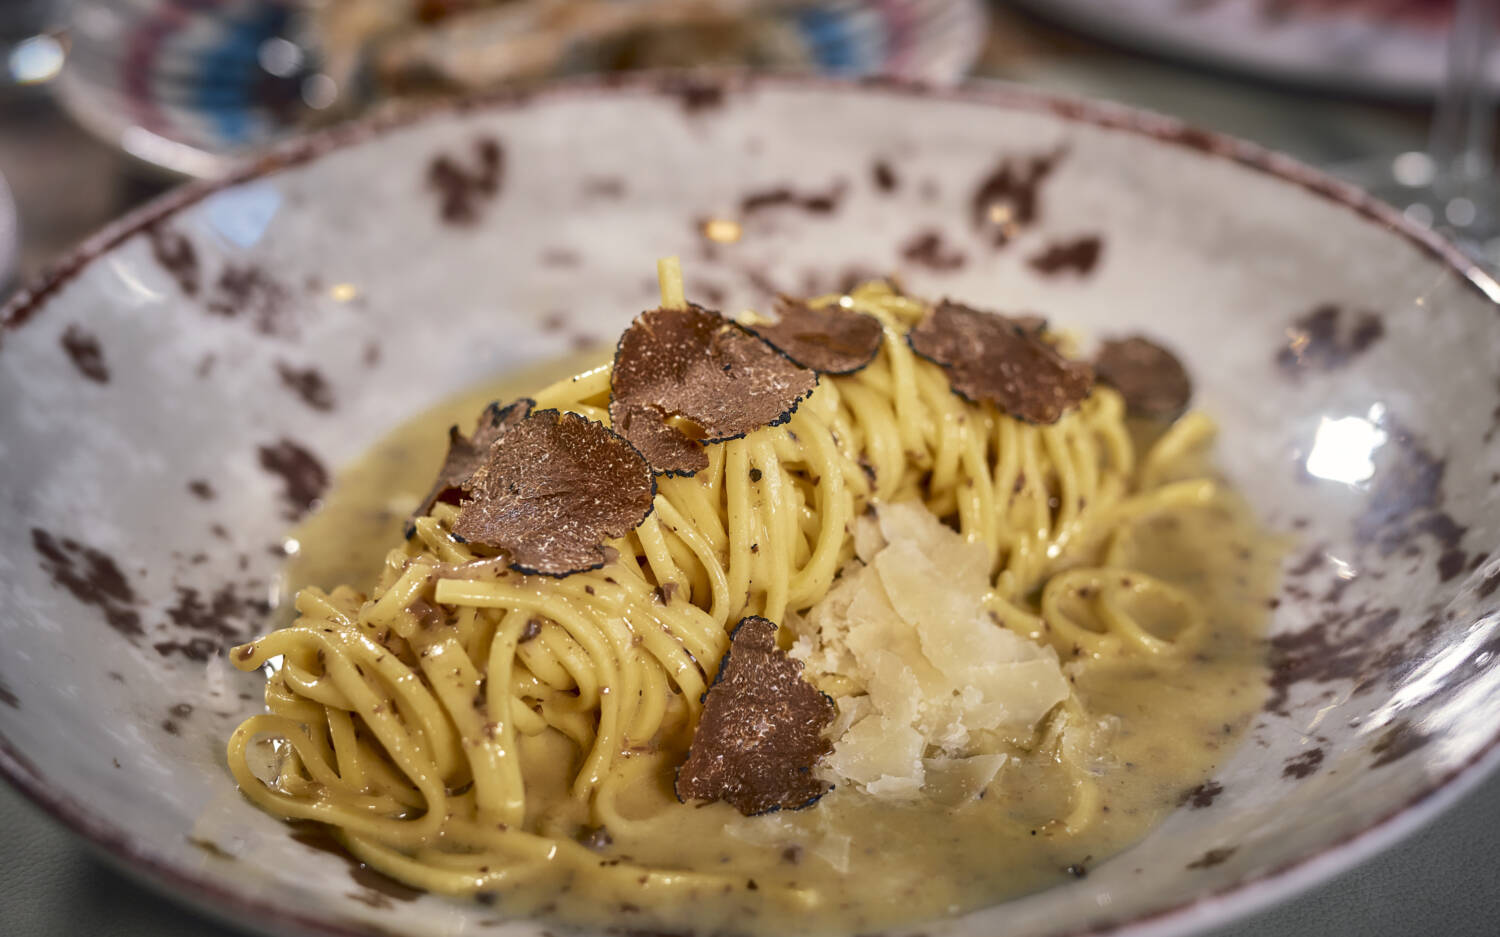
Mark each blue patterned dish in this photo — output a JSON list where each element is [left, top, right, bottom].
[[52, 0, 986, 177]]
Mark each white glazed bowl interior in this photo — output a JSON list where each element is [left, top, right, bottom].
[[2, 75, 1499, 937]]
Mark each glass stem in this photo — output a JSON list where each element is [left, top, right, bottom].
[[1428, 0, 1496, 210]]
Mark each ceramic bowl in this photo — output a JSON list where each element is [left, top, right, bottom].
[[2, 74, 1499, 937]]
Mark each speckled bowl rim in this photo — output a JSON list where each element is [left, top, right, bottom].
[[3, 71, 1499, 937]]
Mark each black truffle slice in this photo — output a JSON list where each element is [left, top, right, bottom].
[[676, 616, 836, 816], [451, 406, 656, 576], [408, 398, 532, 534], [908, 300, 1093, 424], [610, 306, 817, 476], [1094, 335, 1193, 420], [744, 299, 884, 375]]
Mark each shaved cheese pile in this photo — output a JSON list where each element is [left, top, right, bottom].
[[789, 502, 1070, 801]]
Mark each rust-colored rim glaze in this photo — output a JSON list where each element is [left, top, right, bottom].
[[2, 71, 1498, 937]]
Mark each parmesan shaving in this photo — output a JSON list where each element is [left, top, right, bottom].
[[789, 502, 1070, 800]]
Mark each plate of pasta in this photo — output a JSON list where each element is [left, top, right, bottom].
[[2, 72, 1499, 937]]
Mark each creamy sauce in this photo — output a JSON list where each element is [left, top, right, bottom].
[[283, 366, 1279, 936]]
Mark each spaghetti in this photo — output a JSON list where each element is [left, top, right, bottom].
[[227, 266, 1272, 934]]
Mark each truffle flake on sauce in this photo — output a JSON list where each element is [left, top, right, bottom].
[[409, 397, 533, 532], [676, 616, 837, 816], [610, 305, 817, 475], [907, 300, 1093, 424], [744, 299, 884, 375], [451, 404, 655, 577], [1093, 335, 1193, 420]]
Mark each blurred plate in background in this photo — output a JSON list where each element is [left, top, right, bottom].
[[1007, 0, 1492, 100], [51, 0, 987, 178]]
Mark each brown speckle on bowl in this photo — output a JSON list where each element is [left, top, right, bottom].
[[152, 636, 223, 662], [207, 265, 293, 337], [1322, 575, 1358, 606], [60, 325, 109, 383], [1355, 424, 1467, 576], [1275, 304, 1384, 376], [1186, 847, 1237, 869], [30, 528, 141, 639], [740, 182, 846, 217], [276, 361, 336, 412], [872, 159, 899, 193], [257, 439, 329, 520], [1438, 549, 1468, 582], [1178, 780, 1223, 809], [900, 230, 966, 272], [1027, 236, 1103, 277], [428, 137, 505, 225], [1266, 606, 1400, 715], [1288, 546, 1326, 577], [970, 147, 1066, 246], [165, 584, 272, 645], [187, 480, 216, 500], [145, 223, 201, 297], [1282, 747, 1325, 780]]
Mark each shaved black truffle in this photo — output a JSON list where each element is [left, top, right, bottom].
[[610, 306, 817, 476], [744, 299, 884, 375], [1094, 335, 1193, 419], [675, 616, 836, 816], [908, 300, 1093, 424], [408, 398, 532, 534], [451, 405, 655, 576]]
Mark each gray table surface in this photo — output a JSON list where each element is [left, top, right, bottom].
[[3, 7, 1498, 936]]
